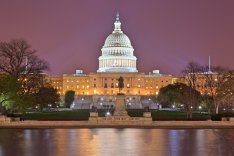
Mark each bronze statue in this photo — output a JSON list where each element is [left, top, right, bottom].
[[118, 76, 124, 93]]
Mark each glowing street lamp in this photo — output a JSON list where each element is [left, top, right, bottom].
[[106, 111, 111, 116]]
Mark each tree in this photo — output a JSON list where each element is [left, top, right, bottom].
[[0, 39, 49, 94], [158, 83, 201, 119], [0, 39, 50, 113], [216, 70, 234, 112], [201, 66, 230, 114], [181, 62, 204, 118], [182, 62, 202, 89], [0, 76, 20, 114], [157, 84, 181, 107], [64, 90, 75, 108], [200, 95, 213, 114], [33, 87, 60, 111], [0, 39, 49, 78]]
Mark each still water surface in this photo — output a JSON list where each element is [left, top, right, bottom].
[[0, 129, 233, 156]]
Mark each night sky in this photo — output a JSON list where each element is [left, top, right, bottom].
[[0, 0, 234, 76]]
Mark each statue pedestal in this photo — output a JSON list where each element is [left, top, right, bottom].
[[88, 95, 153, 125], [114, 95, 128, 116], [89, 112, 98, 123], [143, 112, 152, 124]]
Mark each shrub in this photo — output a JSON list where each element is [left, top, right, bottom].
[[211, 114, 222, 121]]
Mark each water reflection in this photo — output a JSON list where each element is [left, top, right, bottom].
[[0, 129, 233, 156]]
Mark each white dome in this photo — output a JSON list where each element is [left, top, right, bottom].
[[97, 13, 138, 73], [103, 32, 132, 48]]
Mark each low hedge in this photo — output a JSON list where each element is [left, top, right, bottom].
[[211, 113, 234, 121], [22, 110, 90, 121]]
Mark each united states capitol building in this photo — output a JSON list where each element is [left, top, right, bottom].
[[50, 13, 177, 96]]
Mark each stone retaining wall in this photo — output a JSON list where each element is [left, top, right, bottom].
[[1, 120, 234, 129]]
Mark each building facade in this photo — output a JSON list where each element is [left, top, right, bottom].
[[49, 13, 177, 96]]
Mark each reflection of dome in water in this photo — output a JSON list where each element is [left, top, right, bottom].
[[97, 13, 138, 73]]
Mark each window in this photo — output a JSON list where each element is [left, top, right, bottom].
[[111, 83, 114, 88], [94, 84, 96, 88]]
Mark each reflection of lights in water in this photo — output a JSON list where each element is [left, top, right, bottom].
[[24, 130, 32, 140], [1, 129, 233, 155]]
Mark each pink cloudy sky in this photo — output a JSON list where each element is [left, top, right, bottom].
[[0, 0, 234, 75]]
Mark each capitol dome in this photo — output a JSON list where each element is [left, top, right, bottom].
[[97, 13, 138, 73], [103, 33, 132, 48]]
